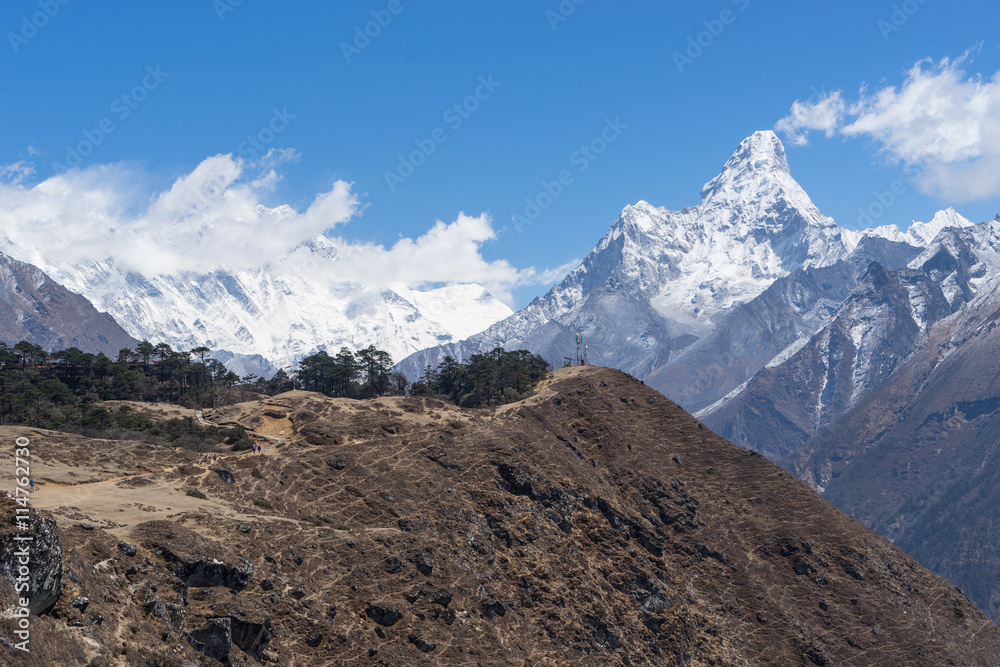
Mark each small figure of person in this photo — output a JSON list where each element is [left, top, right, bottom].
[[29, 478, 35, 491]]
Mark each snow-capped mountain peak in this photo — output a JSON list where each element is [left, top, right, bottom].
[[905, 207, 973, 246], [700, 130, 791, 201], [844, 208, 975, 251], [397, 130, 862, 380], [8, 233, 514, 376]]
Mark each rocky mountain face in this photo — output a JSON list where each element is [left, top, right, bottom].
[[783, 276, 1000, 621], [0, 251, 138, 357], [684, 213, 1000, 621], [13, 236, 512, 377], [645, 235, 922, 414], [4, 367, 1000, 665], [697, 216, 1000, 460]]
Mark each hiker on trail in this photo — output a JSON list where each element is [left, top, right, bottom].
[[29, 478, 35, 491]]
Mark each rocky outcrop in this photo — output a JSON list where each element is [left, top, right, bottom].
[[0, 496, 62, 615], [187, 613, 275, 661], [188, 617, 232, 661], [134, 521, 253, 592], [173, 556, 253, 592]]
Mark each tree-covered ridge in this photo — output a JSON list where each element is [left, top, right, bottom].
[[0, 340, 550, 437], [0, 340, 287, 443], [294, 345, 551, 407], [409, 348, 550, 407], [294, 345, 407, 398]]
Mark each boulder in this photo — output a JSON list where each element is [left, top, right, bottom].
[[0, 498, 62, 615], [366, 604, 403, 627], [175, 556, 253, 591], [188, 617, 232, 661]]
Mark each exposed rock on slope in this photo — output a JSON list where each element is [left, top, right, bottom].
[[0, 497, 62, 615], [3, 368, 999, 665], [647, 236, 920, 414], [0, 251, 138, 356], [785, 277, 1000, 621], [698, 220, 1000, 460]]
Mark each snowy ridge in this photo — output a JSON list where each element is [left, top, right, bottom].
[[6, 129, 991, 383], [35, 237, 512, 375], [841, 208, 973, 250], [696, 212, 1000, 461]]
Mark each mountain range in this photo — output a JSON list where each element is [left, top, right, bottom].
[[394, 132, 981, 394], [1, 236, 511, 377], [784, 270, 1000, 621], [5, 129, 1000, 626], [696, 216, 1000, 457]]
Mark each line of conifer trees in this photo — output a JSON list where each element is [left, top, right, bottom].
[[0, 340, 550, 435], [409, 347, 550, 407]]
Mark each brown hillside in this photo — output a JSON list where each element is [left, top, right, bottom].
[[2, 366, 998, 665]]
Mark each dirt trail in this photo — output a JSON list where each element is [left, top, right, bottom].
[[196, 408, 287, 446], [29, 464, 271, 537]]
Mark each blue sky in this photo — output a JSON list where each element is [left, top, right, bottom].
[[2, 1, 999, 307]]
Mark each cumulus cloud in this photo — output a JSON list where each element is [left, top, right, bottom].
[[775, 54, 1000, 200], [0, 154, 560, 305], [280, 213, 574, 305], [774, 91, 846, 146]]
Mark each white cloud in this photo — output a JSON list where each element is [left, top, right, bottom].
[[774, 91, 846, 146], [0, 161, 36, 185], [775, 54, 1000, 201], [279, 212, 569, 305], [0, 154, 558, 305]]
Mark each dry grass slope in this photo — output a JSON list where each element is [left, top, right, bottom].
[[2, 366, 998, 665]]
